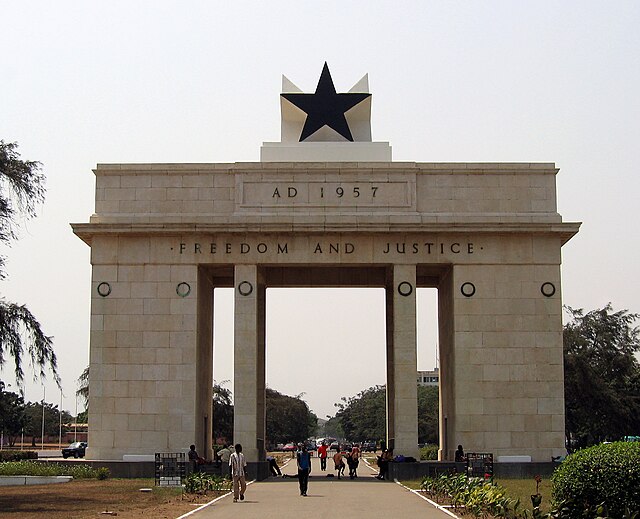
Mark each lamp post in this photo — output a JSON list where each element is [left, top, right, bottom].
[[74, 392, 78, 443], [58, 388, 63, 450], [41, 385, 46, 450]]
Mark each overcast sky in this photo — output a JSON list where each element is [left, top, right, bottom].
[[1, 1, 638, 420]]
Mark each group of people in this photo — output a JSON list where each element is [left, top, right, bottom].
[[188, 443, 248, 503], [329, 444, 361, 479], [188, 440, 396, 502]]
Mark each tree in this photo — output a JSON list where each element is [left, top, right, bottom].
[[266, 388, 317, 445], [0, 141, 58, 387], [417, 385, 439, 444], [563, 304, 640, 448], [213, 381, 233, 443], [333, 384, 440, 444], [22, 400, 72, 446], [76, 366, 89, 410], [0, 380, 26, 446], [334, 385, 386, 441]]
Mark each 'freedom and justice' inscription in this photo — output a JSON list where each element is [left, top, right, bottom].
[[240, 181, 411, 207], [177, 240, 478, 256]]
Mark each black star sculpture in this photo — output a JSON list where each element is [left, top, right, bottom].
[[281, 62, 371, 142]]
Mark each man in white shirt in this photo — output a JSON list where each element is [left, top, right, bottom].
[[229, 443, 247, 502]]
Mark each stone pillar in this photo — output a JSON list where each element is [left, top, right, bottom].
[[386, 264, 419, 459], [195, 268, 214, 461], [233, 265, 266, 462]]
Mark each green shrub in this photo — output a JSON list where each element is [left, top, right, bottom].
[[551, 441, 640, 518], [96, 467, 110, 480], [0, 450, 38, 462], [0, 460, 101, 479], [420, 444, 439, 460], [184, 472, 231, 494], [421, 473, 527, 518]]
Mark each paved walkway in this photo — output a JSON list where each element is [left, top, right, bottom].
[[183, 456, 452, 519]]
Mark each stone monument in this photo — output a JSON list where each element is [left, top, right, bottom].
[[72, 63, 579, 469]]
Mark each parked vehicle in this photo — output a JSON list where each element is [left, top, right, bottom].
[[282, 443, 297, 451], [362, 441, 377, 452], [62, 442, 87, 459]]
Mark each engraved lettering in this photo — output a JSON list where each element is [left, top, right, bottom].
[[257, 243, 267, 253], [179, 243, 186, 254], [413, 243, 419, 254], [440, 243, 444, 254], [451, 243, 461, 254], [277, 243, 288, 254], [383, 242, 390, 254], [240, 243, 250, 254], [329, 243, 339, 253], [468, 243, 474, 254], [425, 243, 434, 254], [194, 243, 201, 254], [288, 187, 297, 198], [210, 243, 217, 254], [345, 243, 355, 254], [371, 186, 378, 197], [272, 188, 281, 198], [314, 243, 323, 254], [396, 243, 406, 253], [226, 243, 232, 253]]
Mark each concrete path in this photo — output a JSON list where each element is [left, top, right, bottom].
[[184, 456, 452, 519]]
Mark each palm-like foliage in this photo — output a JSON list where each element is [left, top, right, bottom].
[[0, 140, 58, 387]]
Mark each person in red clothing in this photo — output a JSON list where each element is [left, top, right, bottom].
[[317, 442, 329, 471]]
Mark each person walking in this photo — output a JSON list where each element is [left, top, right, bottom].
[[229, 443, 247, 502], [317, 441, 329, 471], [349, 446, 359, 479], [297, 443, 311, 496], [333, 449, 345, 479]]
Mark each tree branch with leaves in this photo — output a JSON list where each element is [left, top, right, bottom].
[[0, 140, 59, 388]]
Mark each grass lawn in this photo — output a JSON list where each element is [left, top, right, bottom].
[[0, 478, 224, 519], [496, 477, 553, 514]]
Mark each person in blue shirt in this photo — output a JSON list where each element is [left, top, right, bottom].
[[296, 443, 312, 496]]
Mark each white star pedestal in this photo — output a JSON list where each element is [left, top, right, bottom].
[[260, 141, 392, 162], [261, 69, 392, 162]]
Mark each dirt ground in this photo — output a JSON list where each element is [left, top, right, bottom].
[[0, 479, 226, 519]]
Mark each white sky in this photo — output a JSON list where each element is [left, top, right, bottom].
[[1, 1, 639, 419]]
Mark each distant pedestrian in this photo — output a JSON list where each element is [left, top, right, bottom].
[[348, 447, 359, 478], [188, 444, 206, 471], [297, 443, 312, 496], [333, 450, 345, 479], [266, 455, 282, 476], [376, 449, 392, 480], [455, 444, 466, 463], [229, 443, 247, 502], [318, 442, 329, 471]]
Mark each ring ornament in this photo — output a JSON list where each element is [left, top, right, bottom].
[[541, 282, 556, 297], [238, 281, 253, 296], [176, 282, 191, 298], [461, 282, 476, 297], [97, 282, 112, 297], [397, 281, 413, 297]]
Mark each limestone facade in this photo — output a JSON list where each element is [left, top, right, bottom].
[[73, 162, 578, 462]]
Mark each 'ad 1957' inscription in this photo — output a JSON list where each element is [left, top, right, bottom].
[[240, 181, 411, 208]]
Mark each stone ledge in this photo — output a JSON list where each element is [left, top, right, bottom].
[[0, 475, 73, 486]]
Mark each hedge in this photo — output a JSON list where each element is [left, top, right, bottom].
[[0, 450, 38, 462], [551, 441, 640, 518]]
